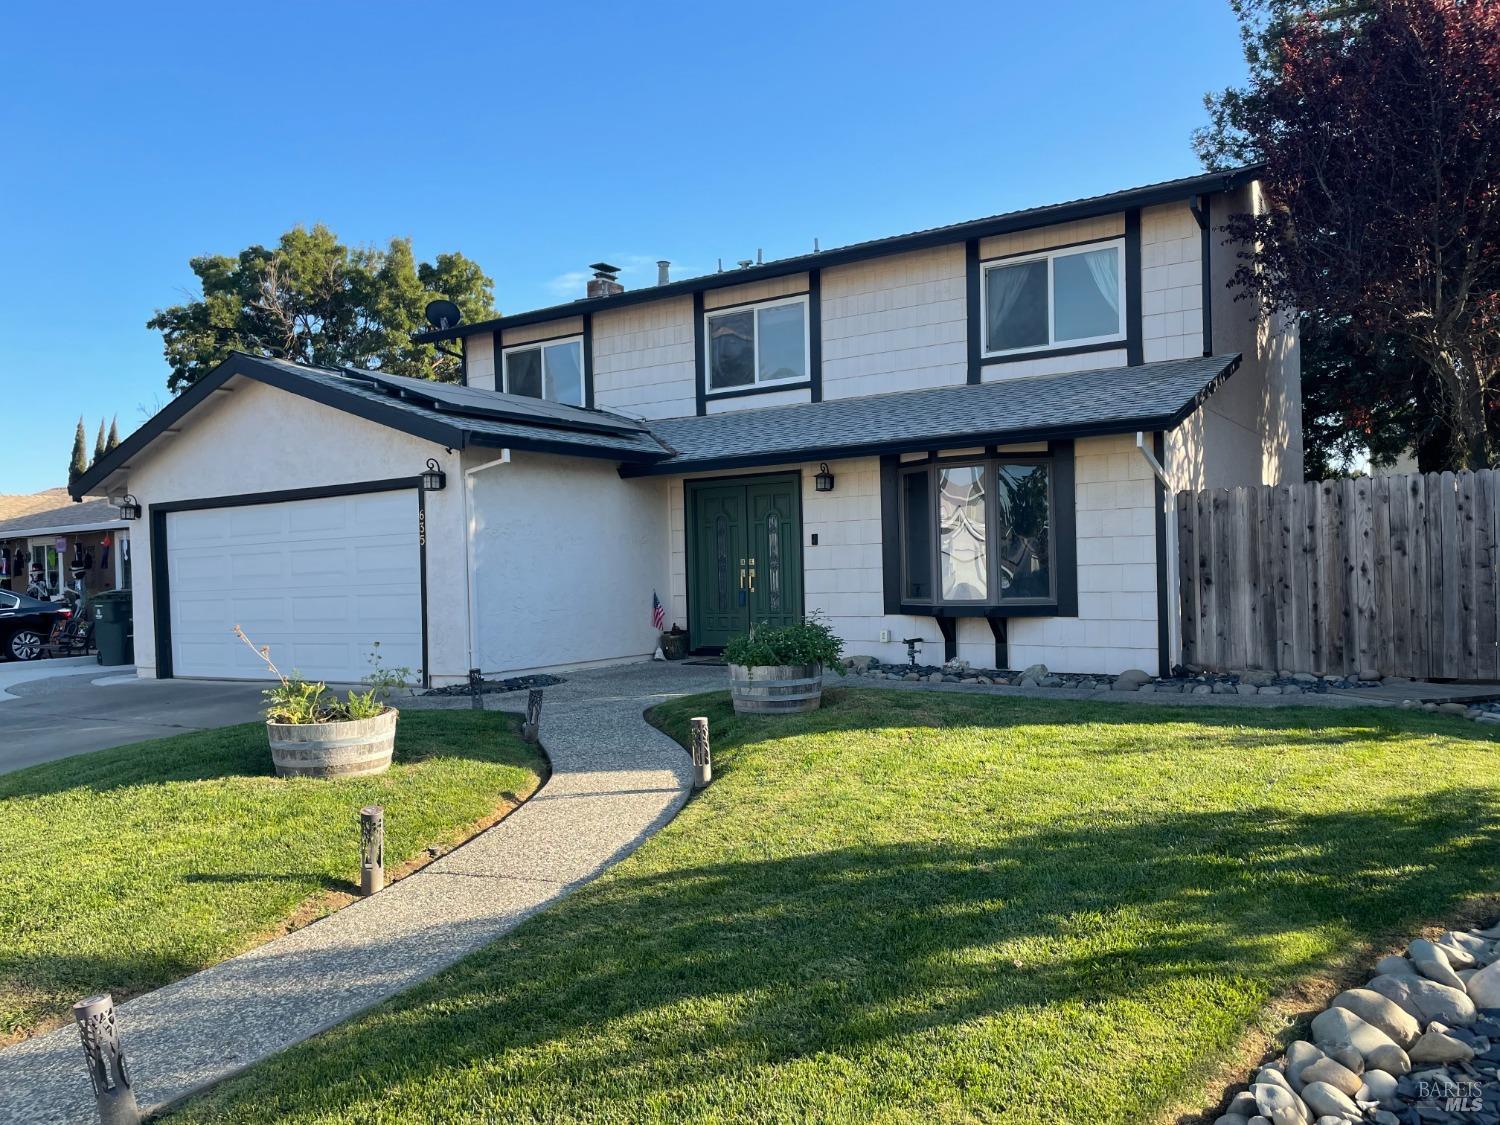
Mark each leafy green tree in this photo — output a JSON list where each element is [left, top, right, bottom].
[[92, 419, 107, 465], [105, 416, 120, 452], [68, 418, 88, 486], [148, 225, 497, 394]]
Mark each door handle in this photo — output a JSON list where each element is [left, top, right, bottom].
[[747, 557, 756, 593]]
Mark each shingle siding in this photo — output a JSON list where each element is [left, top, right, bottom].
[[591, 297, 697, 420], [1141, 202, 1204, 362]]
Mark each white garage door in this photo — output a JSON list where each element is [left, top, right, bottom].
[[167, 490, 423, 683]]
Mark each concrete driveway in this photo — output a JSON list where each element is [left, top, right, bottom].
[[0, 668, 267, 774]]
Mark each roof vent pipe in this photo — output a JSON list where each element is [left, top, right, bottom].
[[756, 248, 763, 265], [657, 260, 670, 285], [737, 259, 753, 269]]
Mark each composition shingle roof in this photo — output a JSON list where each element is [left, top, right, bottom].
[[0, 496, 122, 538], [73, 351, 1240, 497], [626, 353, 1241, 475]]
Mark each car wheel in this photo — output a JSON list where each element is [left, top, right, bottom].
[[8, 629, 43, 661]]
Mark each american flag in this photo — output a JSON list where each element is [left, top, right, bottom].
[[651, 590, 665, 631]]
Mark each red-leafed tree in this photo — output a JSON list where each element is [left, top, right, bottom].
[[1201, 0, 1500, 470]]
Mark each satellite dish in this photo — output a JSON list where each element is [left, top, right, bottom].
[[425, 299, 462, 330]]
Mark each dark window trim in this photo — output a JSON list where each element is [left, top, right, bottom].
[[701, 292, 814, 400], [978, 340, 1127, 368], [977, 235, 1129, 361], [1125, 209, 1144, 366], [1153, 430, 1170, 677], [582, 314, 596, 409], [148, 477, 430, 687], [964, 240, 981, 385], [808, 269, 823, 403], [702, 381, 814, 404], [1190, 193, 1213, 355], [693, 290, 707, 416], [978, 232, 1126, 265], [880, 441, 1076, 618]]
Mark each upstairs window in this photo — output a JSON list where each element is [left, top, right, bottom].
[[705, 296, 808, 393], [503, 337, 584, 406], [982, 240, 1125, 356]]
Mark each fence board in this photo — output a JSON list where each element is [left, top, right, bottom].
[[1178, 469, 1499, 681]]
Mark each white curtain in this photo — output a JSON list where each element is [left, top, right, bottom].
[[986, 265, 1030, 342], [1084, 249, 1120, 320]]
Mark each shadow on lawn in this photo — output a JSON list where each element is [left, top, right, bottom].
[[188, 785, 1500, 1121]]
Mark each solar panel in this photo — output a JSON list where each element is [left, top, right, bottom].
[[345, 368, 651, 436]]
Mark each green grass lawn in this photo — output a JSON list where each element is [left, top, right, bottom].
[[175, 689, 1500, 1124], [0, 709, 545, 1042]]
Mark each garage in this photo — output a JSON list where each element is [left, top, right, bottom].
[[163, 488, 425, 683]]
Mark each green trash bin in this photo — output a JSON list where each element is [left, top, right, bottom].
[[93, 589, 134, 666]]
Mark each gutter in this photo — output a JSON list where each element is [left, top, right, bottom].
[[1136, 432, 1180, 674], [462, 449, 511, 676]]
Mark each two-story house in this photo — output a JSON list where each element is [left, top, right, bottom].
[[73, 165, 1300, 685]]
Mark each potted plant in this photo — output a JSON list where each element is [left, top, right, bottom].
[[234, 626, 412, 779], [723, 614, 844, 714], [660, 624, 688, 661]]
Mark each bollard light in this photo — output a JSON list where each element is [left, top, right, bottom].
[[74, 993, 139, 1125], [360, 805, 385, 896], [690, 716, 712, 789]]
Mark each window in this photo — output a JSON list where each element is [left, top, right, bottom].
[[503, 337, 584, 406], [982, 240, 1125, 356], [0, 592, 16, 609], [899, 456, 1057, 608], [705, 296, 808, 392]]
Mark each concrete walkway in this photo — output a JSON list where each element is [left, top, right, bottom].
[[0, 662, 722, 1124]]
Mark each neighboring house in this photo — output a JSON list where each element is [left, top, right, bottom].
[[73, 165, 1300, 685], [0, 489, 130, 600]]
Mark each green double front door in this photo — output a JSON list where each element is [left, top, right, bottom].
[[687, 475, 803, 650]]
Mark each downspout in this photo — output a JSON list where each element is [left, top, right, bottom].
[[463, 449, 511, 675], [1136, 432, 1180, 673]]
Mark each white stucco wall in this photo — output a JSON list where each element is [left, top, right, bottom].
[[116, 376, 469, 683], [665, 434, 1160, 675], [469, 451, 669, 676]]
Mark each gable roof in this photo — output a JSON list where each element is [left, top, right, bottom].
[[622, 354, 1242, 476], [0, 488, 74, 523], [415, 165, 1263, 343], [71, 352, 670, 498]]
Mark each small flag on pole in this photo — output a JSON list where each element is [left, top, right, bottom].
[[651, 590, 666, 631]]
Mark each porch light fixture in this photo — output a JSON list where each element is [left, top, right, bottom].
[[420, 458, 447, 492], [814, 463, 835, 492], [117, 495, 142, 521]]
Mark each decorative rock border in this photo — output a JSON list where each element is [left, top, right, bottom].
[[843, 657, 1386, 697], [1405, 698, 1500, 727], [1212, 922, 1500, 1124], [424, 673, 565, 698]]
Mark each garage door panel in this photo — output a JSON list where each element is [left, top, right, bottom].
[[167, 490, 422, 684]]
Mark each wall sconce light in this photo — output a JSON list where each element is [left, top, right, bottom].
[[420, 458, 447, 492], [117, 495, 142, 520], [814, 463, 835, 492]]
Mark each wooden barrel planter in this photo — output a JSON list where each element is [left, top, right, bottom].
[[728, 664, 823, 714], [267, 708, 399, 779]]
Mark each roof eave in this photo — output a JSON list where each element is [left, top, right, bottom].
[[417, 166, 1264, 343]]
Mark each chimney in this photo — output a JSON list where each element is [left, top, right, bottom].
[[656, 260, 671, 285], [586, 262, 624, 299]]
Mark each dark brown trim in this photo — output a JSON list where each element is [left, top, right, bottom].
[[1153, 430, 1170, 677], [582, 314, 595, 409], [808, 269, 823, 403], [979, 341, 1127, 368], [965, 239, 981, 384], [1191, 194, 1213, 355], [935, 614, 957, 663], [692, 290, 707, 417], [149, 477, 429, 684], [703, 289, 810, 311], [987, 615, 1008, 670], [704, 381, 813, 404], [978, 232, 1125, 265], [880, 455, 901, 614], [1125, 209, 1144, 366]]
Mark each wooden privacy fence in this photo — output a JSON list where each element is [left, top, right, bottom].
[[1177, 470, 1500, 680]]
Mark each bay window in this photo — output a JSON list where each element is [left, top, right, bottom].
[[503, 337, 585, 406], [891, 446, 1073, 614], [982, 240, 1125, 356], [705, 296, 808, 393]]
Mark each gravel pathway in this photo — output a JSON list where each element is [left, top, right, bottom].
[[0, 662, 723, 1124]]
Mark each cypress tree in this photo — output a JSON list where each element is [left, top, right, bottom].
[[68, 417, 88, 485], [93, 418, 107, 464], [105, 415, 120, 452]]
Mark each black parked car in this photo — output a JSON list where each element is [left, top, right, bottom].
[[0, 589, 73, 660]]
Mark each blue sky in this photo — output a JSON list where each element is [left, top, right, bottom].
[[0, 1, 1244, 494]]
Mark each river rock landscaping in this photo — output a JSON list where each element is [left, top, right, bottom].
[[424, 672, 565, 698], [1213, 922, 1500, 1125], [843, 656, 1386, 696]]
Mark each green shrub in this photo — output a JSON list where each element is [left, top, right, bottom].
[[236, 628, 413, 724], [723, 614, 845, 671]]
